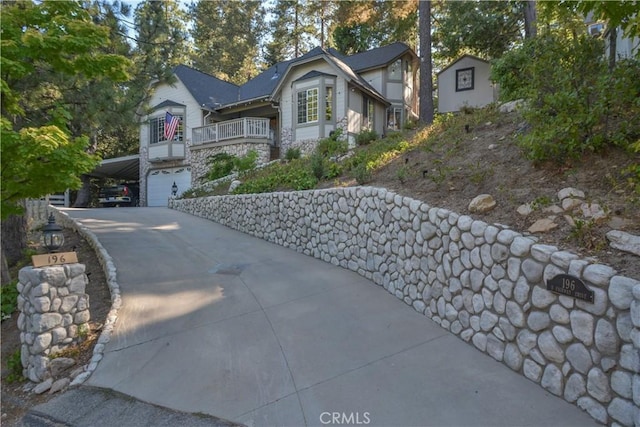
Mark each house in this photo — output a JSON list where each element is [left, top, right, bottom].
[[586, 15, 640, 60], [139, 42, 419, 206], [436, 55, 497, 114]]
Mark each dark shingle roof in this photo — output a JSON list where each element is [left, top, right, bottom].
[[338, 42, 414, 72], [174, 43, 414, 109], [174, 65, 239, 108]]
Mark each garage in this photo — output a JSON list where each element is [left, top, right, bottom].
[[147, 166, 191, 207]]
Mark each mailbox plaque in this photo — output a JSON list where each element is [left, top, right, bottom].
[[546, 274, 594, 303]]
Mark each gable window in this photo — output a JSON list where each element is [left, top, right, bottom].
[[297, 88, 319, 124], [456, 67, 475, 92], [388, 59, 402, 81], [149, 114, 184, 144], [325, 87, 333, 121], [363, 96, 375, 129]]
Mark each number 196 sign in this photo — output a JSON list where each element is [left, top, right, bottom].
[[546, 274, 594, 303], [32, 252, 78, 268]]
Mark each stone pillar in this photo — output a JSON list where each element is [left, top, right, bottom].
[[631, 283, 640, 427], [17, 263, 90, 383]]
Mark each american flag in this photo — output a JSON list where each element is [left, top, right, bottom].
[[164, 112, 180, 141]]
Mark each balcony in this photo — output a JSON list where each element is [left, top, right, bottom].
[[148, 140, 185, 162], [192, 117, 270, 146]]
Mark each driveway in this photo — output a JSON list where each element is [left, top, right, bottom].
[[63, 207, 595, 426]]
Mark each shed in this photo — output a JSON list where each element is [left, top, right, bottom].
[[437, 55, 497, 113]]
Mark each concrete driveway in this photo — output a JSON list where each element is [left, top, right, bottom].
[[63, 207, 595, 426]]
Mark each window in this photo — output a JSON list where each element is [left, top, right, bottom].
[[456, 67, 474, 92], [363, 96, 375, 129], [149, 114, 183, 144], [387, 107, 402, 131], [325, 87, 333, 121], [388, 59, 401, 81], [297, 88, 319, 124]]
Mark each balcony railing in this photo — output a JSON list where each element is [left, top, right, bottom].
[[192, 117, 270, 146]]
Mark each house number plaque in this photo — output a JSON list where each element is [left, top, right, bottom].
[[546, 274, 594, 303]]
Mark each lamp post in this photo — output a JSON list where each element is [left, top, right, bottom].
[[171, 181, 178, 198], [42, 213, 64, 252]]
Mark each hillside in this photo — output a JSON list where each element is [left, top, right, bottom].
[[359, 109, 640, 280]]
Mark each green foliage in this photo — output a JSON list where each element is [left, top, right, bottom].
[[353, 164, 373, 185], [492, 35, 640, 163], [1, 0, 130, 215], [206, 150, 259, 181], [432, 1, 524, 61], [233, 159, 318, 194], [1, 280, 19, 320], [207, 152, 236, 181], [316, 129, 348, 157], [5, 349, 24, 383], [310, 153, 326, 181], [235, 150, 259, 173], [1, 119, 99, 219], [396, 165, 408, 184], [285, 147, 301, 161], [355, 129, 378, 146]]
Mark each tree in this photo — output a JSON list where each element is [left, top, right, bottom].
[[419, 0, 434, 125], [190, 0, 266, 84], [1, 0, 129, 281], [332, 0, 418, 55], [432, 1, 524, 62]]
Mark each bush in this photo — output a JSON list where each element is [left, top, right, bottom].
[[353, 163, 372, 184], [206, 152, 236, 181], [285, 147, 301, 160], [492, 34, 640, 163], [316, 129, 348, 157], [310, 152, 325, 180], [235, 150, 258, 173], [355, 129, 378, 146], [1, 281, 19, 319]]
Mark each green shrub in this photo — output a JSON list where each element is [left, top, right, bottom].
[[491, 35, 640, 164], [355, 129, 378, 146], [206, 152, 236, 180], [5, 349, 23, 383], [235, 150, 258, 173], [285, 147, 301, 160], [310, 152, 325, 180], [316, 129, 348, 157], [353, 163, 372, 184], [1, 281, 19, 320]]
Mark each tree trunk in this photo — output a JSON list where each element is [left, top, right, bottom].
[[524, 1, 537, 39], [419, 0, 434, 125], [608, 27, 617, 71], [73, 174, 92, 207], [1, 204, 27, 279], [1, 245, 11, 285]]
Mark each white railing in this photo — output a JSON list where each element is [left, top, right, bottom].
[[192, 117, 270, 146]]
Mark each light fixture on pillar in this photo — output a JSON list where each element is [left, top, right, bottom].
[[42, 213, 64, 252], [171, 181, 178, 197]]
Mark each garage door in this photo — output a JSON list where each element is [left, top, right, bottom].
[[147, 167, 191, 207]]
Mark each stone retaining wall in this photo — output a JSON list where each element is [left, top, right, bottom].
[[170, 186, 640, 426], [18, 264, 90, 382]]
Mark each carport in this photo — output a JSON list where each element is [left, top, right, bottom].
[[88, 154, 139, 181]]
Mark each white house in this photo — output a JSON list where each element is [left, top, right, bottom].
[[139, 42, 419, 206], [436, 55, 497, 114]]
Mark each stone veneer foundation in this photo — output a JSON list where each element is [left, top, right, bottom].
[[170, 186, 640, 426], [18, 264, 90, 382]]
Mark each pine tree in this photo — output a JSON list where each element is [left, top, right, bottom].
[[190, 0, 266, 84]]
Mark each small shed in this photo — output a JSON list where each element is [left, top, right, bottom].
[[437, 55, 497, 113]]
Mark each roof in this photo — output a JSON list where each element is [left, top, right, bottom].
[[174, 65, 239, 108], [339, 42, 416, 72], [437, 54, 490, 75], [171, 43, 416, 110], [88, 154, 139, 181]]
